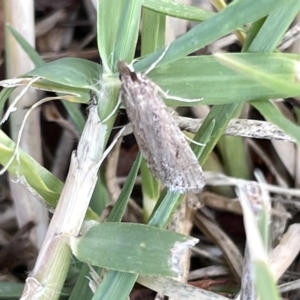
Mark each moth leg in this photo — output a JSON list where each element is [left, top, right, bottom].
[[99, 95, 122, 124], [170, 109, 205, 146], [184, 134, 206, 147], [157, 85, 203, 103], [168, 111, 205, 146], [99, 126, 125, 165]]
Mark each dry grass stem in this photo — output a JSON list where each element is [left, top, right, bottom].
[[21, 105, 107, 299], [194, 212, 243, 279], [174, 116, 296, 143]]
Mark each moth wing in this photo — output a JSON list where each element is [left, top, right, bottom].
[[131, 87, 204, 193], [119, 67, 204, 193]]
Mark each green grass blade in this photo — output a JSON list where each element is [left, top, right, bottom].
[[146, 53, 300, 106], [143, 0, 215, 21], [71, 223, 197, 276], [218, 136, 252, 179], [68, 264, 94, 300], [62, 101, 86, 131], [91, 154, 141, 298], [107, 153, 142, 222], [0, 130, 63, 204], [92, 271, 137, 300], [91, 1, 299, 299], [7, 24, 45, 67], [7, 25, 86, 129], [246, 0, 300, 52], [141, 8, 165, 54], [255, 261, 281, 300], [0, 282, 24, 299], [98, 0, 143, 72], [27, 58, 100, 89], [140, 7, 165, 222], [0, 87, 14, 115], [0, 129, 98, 219], [136, 0, 292, 70], [141, 159, 160, 222], [215, 53, 300, 98]]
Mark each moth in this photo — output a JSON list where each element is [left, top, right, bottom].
[[118, 60, 204, 194]]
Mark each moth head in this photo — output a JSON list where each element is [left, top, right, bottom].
[[118, 61, 138, 82]]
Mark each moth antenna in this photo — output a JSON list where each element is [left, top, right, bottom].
[[99, 95, 122, 125], [157, 85, 203, 103], [143, 44, 170, 76]]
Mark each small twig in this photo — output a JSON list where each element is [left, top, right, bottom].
[[204, 172, 300, 197], [194, 212, 243, 279], [174, 116, 295, 143], [278, 22, 300, 50], [35, 9, 67, 37], [247, 139, 289, 188], [122, 116, 295, 143], [188, 265, 230, 281]]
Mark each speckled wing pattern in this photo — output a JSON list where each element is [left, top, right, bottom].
[[118, 61, 204, 194]]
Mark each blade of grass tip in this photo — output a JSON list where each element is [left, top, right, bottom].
[[7, 24, 45, 67], [71, 222, 198, 277], [254, 169, 271, 251], [238, 181, 268, 300], [237, 184, 280, 300], [7, 24, 86, 131]]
